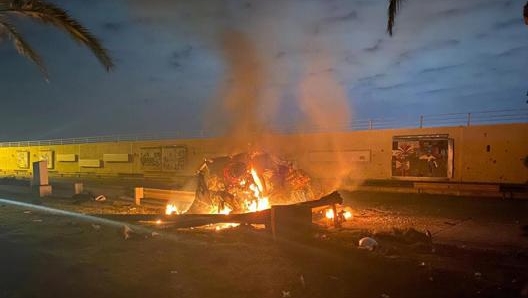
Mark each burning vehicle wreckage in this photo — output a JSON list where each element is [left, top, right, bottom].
[[114, 152, 353, 235], [186, 151, 317, 215]]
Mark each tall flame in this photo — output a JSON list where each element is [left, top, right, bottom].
[[246, 168, 270, 212]]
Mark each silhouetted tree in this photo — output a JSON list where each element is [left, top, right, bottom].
[[388, 0, 528, 35], [0, 0, 113, 79]]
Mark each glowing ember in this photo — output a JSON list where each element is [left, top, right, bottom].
[[325, 207, 353, 220], [165, 204, 179, 215], [325, 209, 334, 219], [214, 223, 240, 231]]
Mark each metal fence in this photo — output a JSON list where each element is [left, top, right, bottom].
[[1, 108, 526, 147]]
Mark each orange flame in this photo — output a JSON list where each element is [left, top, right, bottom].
[[325, 208, 352, 220], [246, 168, 271, 212]]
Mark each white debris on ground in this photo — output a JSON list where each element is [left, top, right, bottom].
[[123, 225, 133, 240], [358, 237, 378, 251], [94, 195, 106, 202]]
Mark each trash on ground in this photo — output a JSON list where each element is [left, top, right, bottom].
[[123, 225, 133, 240], [94, 195, 106, 202], [358, 237, 378, 251], [300, 274, 305, 288]]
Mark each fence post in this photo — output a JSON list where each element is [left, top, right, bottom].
[[368, 119, 373, 130], [419, 115, 424, 128], [467, 113, 471, 127]]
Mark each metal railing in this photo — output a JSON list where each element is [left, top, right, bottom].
[[0, 108, 526, 147]]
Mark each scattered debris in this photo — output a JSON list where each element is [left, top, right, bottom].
[[358, 237, 378, 251], [72, 191, 95, 203], [170, 270, 178, 274], [123, 225, 133, 240], [94, 195, 106, 202], [281, 290, 291, 297], [32, 219, 42, 222], [300, 274, 305, 289], [91, 224, 101, 231], [151, 231, 160, 237], [23, 210, 32, 214]]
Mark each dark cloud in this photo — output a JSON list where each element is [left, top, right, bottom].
[[418, 87, 455, 95], [492, 18, 521, 30], [364, 39, 383, 53], [323, 10, 358, 23], [419, 64, 464, 74], [102, 22, 123, 31], [396, 39, 460, 64], [168, 45, 193, 69], [496, 46, 528, 58], [377, 82, 409, 91], [434, 0, 507, 19], [357, 73, 386, 84]]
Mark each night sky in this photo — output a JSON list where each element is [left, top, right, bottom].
[[0, 0, 527, 141]]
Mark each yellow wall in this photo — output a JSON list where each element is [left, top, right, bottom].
[[0, 123, 526, 184]]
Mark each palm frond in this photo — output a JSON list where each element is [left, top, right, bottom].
[[387, 0, 405, 36], [0, 17, 48, 78], [3, 0, 114, 71], [524, 1, 528, 25]]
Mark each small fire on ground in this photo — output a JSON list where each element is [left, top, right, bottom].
[[325, 208, 353, 220]]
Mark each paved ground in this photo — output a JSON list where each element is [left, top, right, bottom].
[[0, 182, 527, 298]]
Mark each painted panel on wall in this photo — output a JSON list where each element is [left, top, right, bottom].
[[103, 154, 130, 162], [16, 151, 29, 169], [162, 146, 187, 171], [140, 147, 162, 171], [392, 135, 453, 179], [57, 154, 77, 162], [38, 150, 54, 169], [309, 150, 371, 162], [79, 159, 102, 168]]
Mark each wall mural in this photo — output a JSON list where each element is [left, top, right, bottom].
[[16, 151, 29, 169], [162, 146, 187, 171], [38, 150, 54, 169], [140, 146, 187, 171], [140, 147, 162, 171], [392, 135, 453, 179]]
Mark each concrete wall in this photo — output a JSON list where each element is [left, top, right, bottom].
[[0, 123, 526, 185]]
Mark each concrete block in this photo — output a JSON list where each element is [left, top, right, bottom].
[[74, 183, 83, 194], [32, 160, 49, 186], [35, 185, 52, 197]]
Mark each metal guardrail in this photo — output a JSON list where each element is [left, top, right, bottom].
[[0, 108, 526, 147]]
